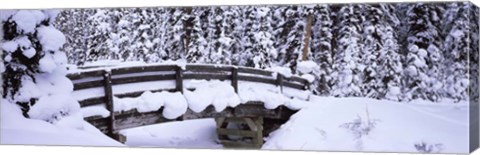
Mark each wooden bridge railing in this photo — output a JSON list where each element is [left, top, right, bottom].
[[67, 64, 310, 139], [68, 64, 310, 107]]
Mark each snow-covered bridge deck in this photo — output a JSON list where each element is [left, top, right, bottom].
[[67, 63, 312, 148]]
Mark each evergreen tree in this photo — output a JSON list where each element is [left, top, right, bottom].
[[109, 8, 135, 62], [283, 6, 306, 72], [55, 9, 88, 66], [361, 4, 383, 99], [238, 6, 255, 67], [311, 4, 333, 96], [378, 18, 403, 101], [403, 3, 445, 102], [468, 3, 479, 103], [163, 8, 187, 61], [1, 10, 80, 123], [85, 9, 113, 62], [151, 7, 170, 62], [242, 6, 276, 69], [331, 4, 364, 97], [442, 2, 470, 102], [271, 5, 288, 66], [227, 6, 244, 66], [186, 7, 209, 63]]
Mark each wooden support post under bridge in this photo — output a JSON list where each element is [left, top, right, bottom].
[[215, 116, 264, 148], [103, 70, 127, 143]]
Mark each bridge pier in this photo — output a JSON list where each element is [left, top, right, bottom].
[[108, 132, 127, 144], [215, 116, 264, 149]]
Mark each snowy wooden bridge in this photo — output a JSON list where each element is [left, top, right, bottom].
[[67, 64, 310, 148]]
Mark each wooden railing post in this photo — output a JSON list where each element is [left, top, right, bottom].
[[176, 66, 184, 93], [231, 67, 238, 93], [102, 70, 115, 137], [305, 81, 310, 91], [276, 73, 284, 93]]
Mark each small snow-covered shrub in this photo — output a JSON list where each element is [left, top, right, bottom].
[[340, 107, 380, 139], [414, 141, 444, 153]]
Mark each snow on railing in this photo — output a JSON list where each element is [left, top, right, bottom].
[[68, 63, 311, 134]]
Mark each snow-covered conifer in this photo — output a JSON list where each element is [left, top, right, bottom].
[[403, 3, 445, 102], [1, 10, 81, 126], [85, 9, 114, 62], [442, 2, 471, 102], [331, 4, 364, 97], [311, 4, 333, 96]]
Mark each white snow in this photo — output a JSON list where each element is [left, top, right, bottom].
[[27, 92, 81, 124], [81, 105, 110, 118], [263, 96, 469, 154], [1, 41, 18, 52], [109, 79, 311, 118], [0, 10, 17, 21], [114, 91, 188, 119], [4, 55, 12, 62], [301, 74, 315, 83], [112, 81, 176, 95], [14, 76, 42, 102], [22, 48, 36, 58], [163, 59, 187, 70], [36, 25, 66, 52], [121, 118, 222, 148], [184, 80, 241, 112], [42, 10, 61, 22], [82, 60, 146, 68], [112, 96, 469, 154], [297, 60, 319, 74], [16, 36, 32, 48], [11, 10, 41, 34], [39, 54, 58, 73], [268, 66, 292, 78], [0, 101, 122, 146], [238, 82, 309, 110]]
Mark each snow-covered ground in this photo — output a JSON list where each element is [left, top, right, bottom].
[[121, 118, 223, 149], [1, 88, 469, 154], [114, 96, 469, 154], [0, 102, 122, 146], [263, 96, 468, 154]]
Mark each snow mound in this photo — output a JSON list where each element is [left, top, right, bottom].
[[297, 60, 319, 74], [184, 80, 241, 112], [11, 10, 44, 34], [37, 25, 66, 52], [81, 105, 110, 118], [1, 101, 122, 146], [101, 80, 312, 119], [263, 97, 468, 154], [268, 66, 292, 78], [238, 82, 309, 110], [301, 74, 315, 83], [114, 91, 188, 119]]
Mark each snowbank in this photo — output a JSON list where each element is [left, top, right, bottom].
[[263, 96, 469, 154], [0, 102, 122, 146]]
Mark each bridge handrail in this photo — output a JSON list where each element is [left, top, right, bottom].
[[67, 64, 309, 135], [68, 64, 310, 107]]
